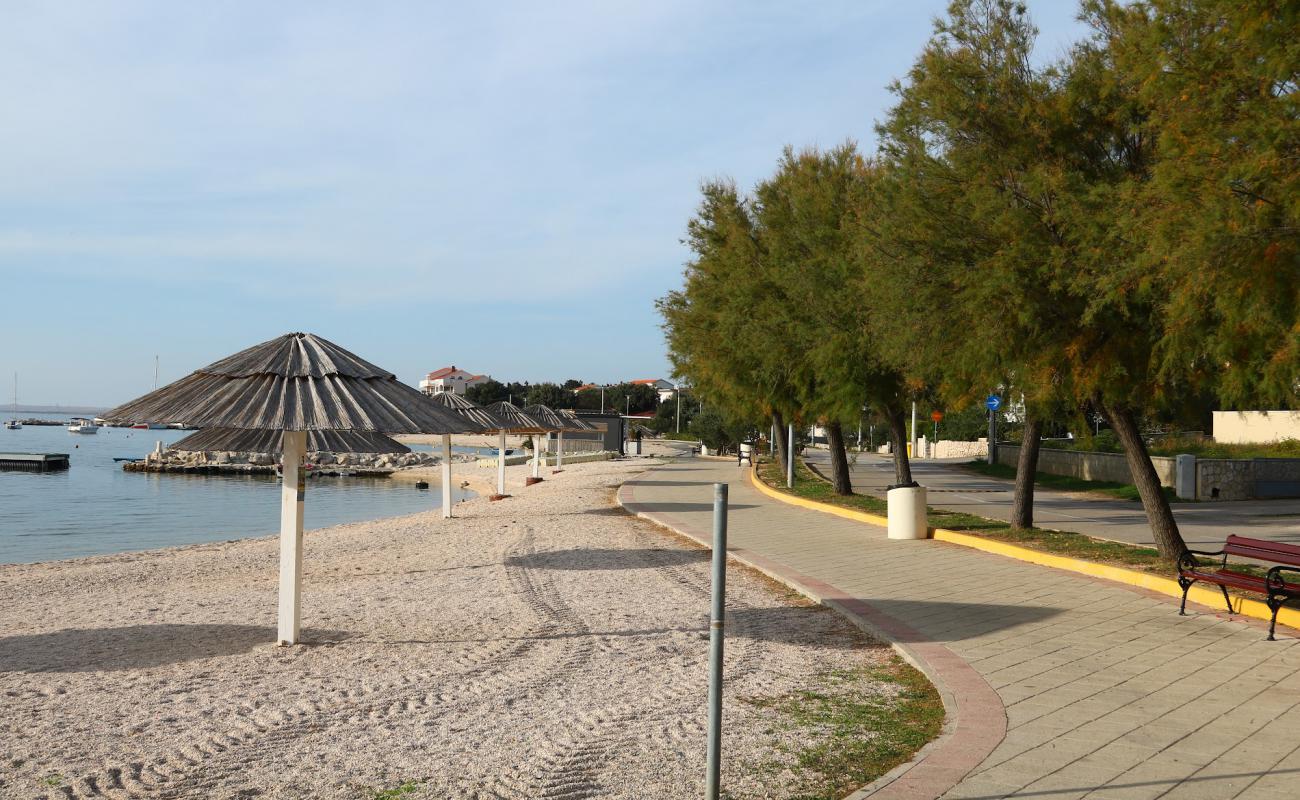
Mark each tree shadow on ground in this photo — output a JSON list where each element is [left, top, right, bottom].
[[0, 624, 350, 673]]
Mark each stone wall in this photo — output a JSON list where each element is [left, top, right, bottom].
[[994, 445, 1178, 487], [1197, 458, 1300, 501]]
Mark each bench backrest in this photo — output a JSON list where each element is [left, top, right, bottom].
[[1224, 535, 1300, 567]]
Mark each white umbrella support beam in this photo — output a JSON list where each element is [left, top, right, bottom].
[[497, 430, 507, 494], [556, 430, 564, 469], [532, 434, 543, 478], [441, 433, 453, 518], [278, 430, 308, 645]]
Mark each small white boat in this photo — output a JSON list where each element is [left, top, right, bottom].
[[3, 420, 19, 430], [68, 419, 100, 434]]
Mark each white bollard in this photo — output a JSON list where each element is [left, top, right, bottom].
[[886, 485, 928, 540], [278, 430, 308, 645]]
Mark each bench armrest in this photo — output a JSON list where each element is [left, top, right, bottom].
[[1266, 565, 1300, 591], [1179, 549, 1225, 572]]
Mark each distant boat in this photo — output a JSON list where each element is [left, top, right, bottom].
[[129, 423, 168, 430], [68, 419, 100, 434], [3, 420, 19, 430]]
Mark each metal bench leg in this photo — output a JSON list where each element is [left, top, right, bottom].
[[1267, 597, 1282, 641], [1178, 576, 1194, 616], [1219, 584, 1234, 614]]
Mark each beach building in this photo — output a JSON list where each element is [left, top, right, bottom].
[[419, 366, 488, 396], [630, 378, 676, 403]]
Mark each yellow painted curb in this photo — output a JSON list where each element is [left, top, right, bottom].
[[747, 465, 1300, 633]]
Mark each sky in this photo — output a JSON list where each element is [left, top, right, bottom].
[[0, 1, 1088, 408]]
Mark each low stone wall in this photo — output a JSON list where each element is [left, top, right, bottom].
[[1197, 458, 1300, 501], [932, 439, 987, 459], [994, 445, 1177, 487]]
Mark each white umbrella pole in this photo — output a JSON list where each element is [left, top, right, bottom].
[[497, 430, 507, 494], [557, 430, 564, 469], [533, 433, 542, 478], [441, 433, 453, 518], [278, 430, 308, 645]]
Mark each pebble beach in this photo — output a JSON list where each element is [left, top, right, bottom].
[[0, 455, 900, 799]]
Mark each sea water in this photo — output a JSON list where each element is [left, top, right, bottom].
[[0, 416, 472, 564]]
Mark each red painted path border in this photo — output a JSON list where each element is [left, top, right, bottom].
[[618, 473, 1007, 800]]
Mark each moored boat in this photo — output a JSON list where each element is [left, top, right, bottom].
[[3, 420, 19, 430], [68, 419, 100, 434]]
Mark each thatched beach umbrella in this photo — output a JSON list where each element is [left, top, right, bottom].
[[171, 427, 410, 455], [557, 410, 597, 469], [484, 401, 548, 490], [523, 404, 589, 474], [426, 392, 512, 514], [102, 332, 484, 645]]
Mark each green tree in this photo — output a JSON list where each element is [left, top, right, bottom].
[[525, 382, 574, 410], [465, 378, 508, 406]]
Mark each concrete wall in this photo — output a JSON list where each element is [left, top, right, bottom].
[[1212, 410, 1300, 444], [994, 445, 1178, 488]]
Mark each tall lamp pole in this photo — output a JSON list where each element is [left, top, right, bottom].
[[676, 387, 682, 433]]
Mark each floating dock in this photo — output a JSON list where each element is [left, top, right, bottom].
[[0, 452, 70, 472]]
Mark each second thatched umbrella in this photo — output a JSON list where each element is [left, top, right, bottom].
[[101, 332, 484, 645], [426, 392, 513, 512], [484, 401, 547, 491], [523, 404, 589, 474]]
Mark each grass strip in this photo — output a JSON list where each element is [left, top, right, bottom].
[[742, 657, 943, 800], [961, 459, 1185, 503], [757, 457, 1266, 581]]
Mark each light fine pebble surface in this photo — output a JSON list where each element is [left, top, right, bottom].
[[0, 457, 898, 799]]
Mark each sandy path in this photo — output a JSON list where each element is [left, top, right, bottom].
[[0, 458, 895, 799]]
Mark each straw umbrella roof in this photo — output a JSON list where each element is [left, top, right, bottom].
[[484, 401, 548, 433], [523, 404, 587, 432], [558, 409, 598, 431], [101, 333, 483, 434], [427, 392, 513, 431], [170, 427, 410, 454]]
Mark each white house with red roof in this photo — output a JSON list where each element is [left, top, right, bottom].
[[631, 379, 676, 403], [419, 366, 488, 396]]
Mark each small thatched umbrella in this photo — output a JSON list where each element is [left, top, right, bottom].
[[102, 332, 484, 645], [523, 404, 589, 473], [426, 392, 513, 512], [484, 401, 548, 489], [171, 427, 410, 455]]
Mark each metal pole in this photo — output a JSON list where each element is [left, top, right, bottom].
[[910, 401, 917, 460], [676, 387, 682, 433], [600, 386, 605, 414], [786, 423, 794, 488], [988, 409, 997, 465], [705, 482, 728, 800]]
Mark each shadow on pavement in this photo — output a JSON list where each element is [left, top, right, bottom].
[[506, 547, 708, 571]]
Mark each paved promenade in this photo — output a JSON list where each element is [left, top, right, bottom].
[[802, 450, 1300, 551], [620, 457, 1300, 800]]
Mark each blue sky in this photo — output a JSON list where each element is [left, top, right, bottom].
[[0, 2, 1087, 407]]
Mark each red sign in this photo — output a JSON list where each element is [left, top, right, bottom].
[[930, 411, 944, 423]]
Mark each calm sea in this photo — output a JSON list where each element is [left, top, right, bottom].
[[0, 415, 474, 564]]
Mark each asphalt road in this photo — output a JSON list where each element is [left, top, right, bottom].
[[802, 449, 1300, 550]]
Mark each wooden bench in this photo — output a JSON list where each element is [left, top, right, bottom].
[[1178, 535, 1300, 640]]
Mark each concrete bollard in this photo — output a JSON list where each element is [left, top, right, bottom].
[[887, 485, 929, 540], [1176, 454, 1197, 500]]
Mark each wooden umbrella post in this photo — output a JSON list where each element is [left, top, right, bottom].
[[497, 429, 507, 495], [278, 430, 308, 646], [532, 433, 542, 478], [441, 433, 453, 519]]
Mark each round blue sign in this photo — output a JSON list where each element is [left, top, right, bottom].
[[985, 395, 1002, 411]]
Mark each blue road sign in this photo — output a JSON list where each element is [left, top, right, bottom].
[[985, 395, 1002, 412]]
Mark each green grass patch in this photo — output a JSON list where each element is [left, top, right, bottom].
[[364, 780, 426, 799], [742, 658, 944, 800], [962, 459, 1186, 503], [754, 456, 1266, 582], [40, 775, 64, 788]]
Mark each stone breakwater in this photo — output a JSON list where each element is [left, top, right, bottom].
[[123, 449, 479, 477]]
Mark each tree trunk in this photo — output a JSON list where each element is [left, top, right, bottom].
[[885, 406, 914, 486], [771, 411, 788, 467], [1010, 416, 1043, 529], [1106, 405, 1188, 561], [826, 421, 853, 495]]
